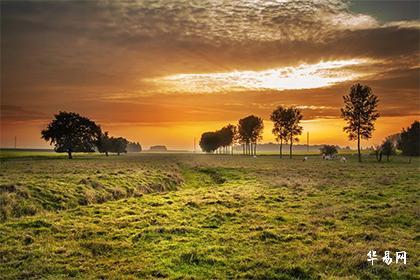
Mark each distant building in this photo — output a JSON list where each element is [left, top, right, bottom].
[[149, 145, 168, 152]]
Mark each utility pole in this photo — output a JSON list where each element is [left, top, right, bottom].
[[306, 132, 309, 152]]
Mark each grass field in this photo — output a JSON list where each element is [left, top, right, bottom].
[[0, 151, 419, 279]]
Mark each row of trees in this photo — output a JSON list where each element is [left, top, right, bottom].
[[374, 121, 420, 162], [199, 83, 418, 162], [41, 112, 141, 159], [199, 116, 265, 156], [200, 110, 303, 158], [199, 125, 237, 154]]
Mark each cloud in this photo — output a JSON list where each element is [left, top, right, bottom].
[[0, 105, 49, 122], [1, 0, 419, 130], [147, 59, 377, 93]]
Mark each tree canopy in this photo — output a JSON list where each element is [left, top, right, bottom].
[[41, 112, 102, 159], [199, 132, 221, 153], [127, 142, 142, 153], [199, 124, 237, 154]]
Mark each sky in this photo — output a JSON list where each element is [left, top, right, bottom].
[[1, 0, 419, 150]]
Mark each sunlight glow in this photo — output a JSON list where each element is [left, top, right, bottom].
[[149, 59, 373, 93]]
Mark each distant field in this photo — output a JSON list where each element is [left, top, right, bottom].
[[0, 152, 419, 279]]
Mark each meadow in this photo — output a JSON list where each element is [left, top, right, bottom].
[[0, 151, 419, 279]]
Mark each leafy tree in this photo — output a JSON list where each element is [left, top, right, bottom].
[[41, 111, 102, 159], [127, 142, 142, 152], [199, 132, 220, 153], [341, 84, 379, 162], [320, 145, 338, 156], [270, 106, 289, 158], [111, 137, 128, 155], [373, 145, 383, 162], [397, 121, 420, 162], [97, 132, 113, 156], [284, 107, 303, 159], [380, 139, 396, 162], [238, 115, 264, 156], [217, 124, 237, 154]]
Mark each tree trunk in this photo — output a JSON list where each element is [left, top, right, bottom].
[[117, 152, 120, 156], [242, 144, 245, 155], [289, 136, 293, 159], [254, 142, 257, 156], [357, 129, 361, 162], [279, 139, 283, 158], [105, 151, 108, 157], [387, 155, 389, 162], [67, 151, 73, 159]]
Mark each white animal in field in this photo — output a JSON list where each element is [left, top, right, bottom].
[[340, 156, 347, 163], [303, 156, 308, 161], [253, 155, 257, 158], [324, 155, 333, 160]]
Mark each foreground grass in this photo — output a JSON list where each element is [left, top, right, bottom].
[[0, 153, 419, 279]]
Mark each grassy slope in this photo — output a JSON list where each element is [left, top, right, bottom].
[[0, 153, 419, 279]]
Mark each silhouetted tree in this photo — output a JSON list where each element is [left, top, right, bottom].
[[397, 121, 420, 163], [127, 142, 142, 152], [270, 106, 289, 158], [341, 84, 379, 162], [374, 145, 383, 162], [111, 137, 128, 155], [41, 111, 102, 159], [284, 107, 303, 158], [218, 124, 237, 154], [320, 145, 338, 156], [199, 132, 220, 153], [380, 139, 396, 162], [238, 115, 263, 156], [97, 132, 112, 156]]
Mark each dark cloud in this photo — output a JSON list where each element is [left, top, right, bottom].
[[1, 0, 419, 147]]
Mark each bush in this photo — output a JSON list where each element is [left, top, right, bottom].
[[320, 145, 338, 156]]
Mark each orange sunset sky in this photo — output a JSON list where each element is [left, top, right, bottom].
[[1, 0, 419, 150]]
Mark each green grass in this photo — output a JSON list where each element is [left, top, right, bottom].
[[0, 152, 419, 279]]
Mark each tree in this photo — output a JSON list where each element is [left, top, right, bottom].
[[397, 121, 420, 163], [110, 137, 128, 155], [270, 106, 289, 158], [238, 115, 264, 156], [341, 84, 379, 162], [127, 142, 142, 152], [373, 145, 383, 162], [284, 107, 303, 159], [97, 132, 112, 156], [41, 111, 102, 159], [199, 132, 220, 153], [380, 139, 396, 162], [320, 145, 338, 156]]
